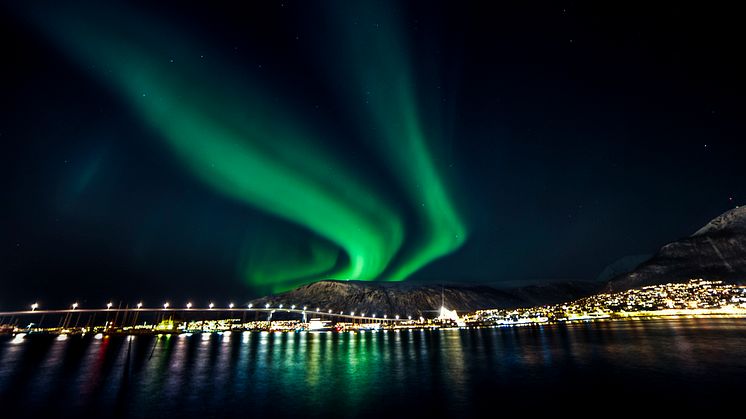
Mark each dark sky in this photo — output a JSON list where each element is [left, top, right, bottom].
[[1, 1, 744, 308]]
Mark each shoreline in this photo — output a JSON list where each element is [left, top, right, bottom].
[[3, 312, 746, 338]]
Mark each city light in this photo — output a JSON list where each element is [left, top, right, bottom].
[[4, 279, 744, 336], [473, 279, 746, 327]]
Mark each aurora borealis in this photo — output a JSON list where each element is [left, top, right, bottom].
[[11, 2, 465, 292], [2, 1, 746, 303]]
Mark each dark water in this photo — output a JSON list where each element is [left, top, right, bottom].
[[1, 318, 745, 417]]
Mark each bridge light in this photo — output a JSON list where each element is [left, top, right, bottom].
[[340, 311, 343, 315], [229, 303, 235, 309], [31, 303, 38, 311], [107, 302, 113, 310], [72, 303, 78, 310], [279, 304, 283, 309], [209, 302, 214, 310], [372, 314, 376, 318], [163, 302, 169, 309], [384, 314, 387, 319], [303, 306, 307, 311], [291, 305, 296, 310], [186, 302, 192, 309], [350, 311, 354, 316], [408, 316, 412, 320], [137, 302, 143, 309], [248, 303, 253, 309], [265, 303, 270, 309], [316, 307, 320, 312], [395, 315, 399, 320], [361, 313, 365, 317], [328, 309, 332, 314]]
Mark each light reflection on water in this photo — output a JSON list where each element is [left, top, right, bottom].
[[1, 318, 745, 417]]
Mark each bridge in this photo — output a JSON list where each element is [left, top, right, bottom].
[[0, 305, 411, 324]]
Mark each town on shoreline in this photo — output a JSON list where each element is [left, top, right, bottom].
[[2, 279, 745, 337]]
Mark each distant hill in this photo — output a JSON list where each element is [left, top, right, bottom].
[[248, 280, 602, 316], [596, 254, 651, 282], [608, 206, 746, 292]]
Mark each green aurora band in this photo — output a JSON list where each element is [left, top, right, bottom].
[[18, 2, 466, 291], [324, 2, 468, 280]]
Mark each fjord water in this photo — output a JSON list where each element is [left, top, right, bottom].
[[1, 318, 745, 417]]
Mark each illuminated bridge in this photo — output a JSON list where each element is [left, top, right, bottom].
[[0, 304, 411, 325]]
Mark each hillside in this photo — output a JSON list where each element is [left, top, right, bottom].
[[608, 206, 746, 292], [248, 279, 602, 316]]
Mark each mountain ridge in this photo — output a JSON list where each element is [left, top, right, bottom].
[[248, 279, 603, 316], [608, 206, 746, 292]]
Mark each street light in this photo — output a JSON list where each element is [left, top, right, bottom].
[[229, 303, 235, 309], [107, 302, 113, 310], [303, 306, 307, 311], [248, 303, 253, 309], [209, 302, 214, 310], [372, 314, 376, 318], [395, 315, 400, 320], [279, 304, 283, 309], [408, 315, 412, 320], [350, 311, 355, 316], [72, 303, 78, 310], [186, 302, 192, 309], [31, 303, 38, 311], [265, 303, 270, 309], [328, 309, 332, 314], [291, 305, 296, 310], [137, 302, 143, 309], [163, 302, 169, 309]]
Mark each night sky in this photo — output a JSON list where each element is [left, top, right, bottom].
[[1, 1, 744, 307]]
